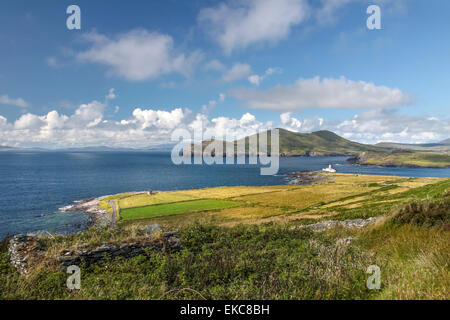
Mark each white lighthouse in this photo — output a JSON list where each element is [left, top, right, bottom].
[[322, 164, 336, 173]]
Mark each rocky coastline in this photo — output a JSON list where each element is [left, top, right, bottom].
[[285, 170, 332, 185], [59, 196, 111, 228], [347, 152, 450, 169]]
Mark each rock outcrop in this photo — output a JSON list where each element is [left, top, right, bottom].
[[8, 234, 43, 275], [298, 216, 382, 232], [57, 231, 182, 271], [8, 225, 182, 274]]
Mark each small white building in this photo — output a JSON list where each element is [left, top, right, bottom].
[[322, 164, 336, 173]]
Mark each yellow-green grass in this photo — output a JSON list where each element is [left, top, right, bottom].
[[360, 224, 450, 299], [120, 199, 240, 220], [173, 185, 295, 199], [232, 184, 377, 210], [104, 174, 446, 227]]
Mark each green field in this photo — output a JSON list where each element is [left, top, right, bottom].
[[120, 199, 239, 220]]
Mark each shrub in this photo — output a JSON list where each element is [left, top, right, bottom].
[[390, 198, 450, 229]]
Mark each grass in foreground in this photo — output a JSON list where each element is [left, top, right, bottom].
[[1, 174, 448, 300]]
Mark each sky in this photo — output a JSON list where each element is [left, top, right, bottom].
[[0, 0, 449, 148]]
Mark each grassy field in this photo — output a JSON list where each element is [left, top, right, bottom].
[[102, 174, 447, 229], [1, 173, 449, 300], [120, 199, 239, 220]]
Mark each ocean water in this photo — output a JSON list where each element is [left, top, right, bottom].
[[0, 152, 449, 238]]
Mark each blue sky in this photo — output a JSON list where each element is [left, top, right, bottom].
[[0, 0, 449, 148]]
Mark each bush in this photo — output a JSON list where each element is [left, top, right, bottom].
[[390, 198, 450, 229]]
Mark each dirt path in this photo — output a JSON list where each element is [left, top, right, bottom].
[[109, 200, 117, 229]]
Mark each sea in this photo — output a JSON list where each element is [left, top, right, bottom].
[[1, 152, 449, 238]]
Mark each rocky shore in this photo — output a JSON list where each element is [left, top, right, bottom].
[[285, 170, 332, 185], [59, 196, 111, 227]]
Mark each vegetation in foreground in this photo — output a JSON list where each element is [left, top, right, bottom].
[[0, 174, 449, 300]]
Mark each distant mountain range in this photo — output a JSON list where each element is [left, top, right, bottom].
[[0, 145, 174, 152], [375, 139, 450, 153], [2, 129, 449, 157]]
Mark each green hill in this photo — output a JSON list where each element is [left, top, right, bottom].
[[185, 128, 385, 157], [349, 150, 450, 168], [265, 129, 383, 156], [375, 141, 450, 154]]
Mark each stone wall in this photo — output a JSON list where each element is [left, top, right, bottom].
[[297, 216, 382, 232], [57, 231, 181, 271], [8, 226, 182, 275], [8, 234, 43, 275]]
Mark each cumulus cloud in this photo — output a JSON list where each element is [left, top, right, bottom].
[[316, 0, 354, 24], [280, 112, 303, 131], [77, 29, 203, 81], [0, 86, 447, 148], [0, 92, 270, 148], [0, 104, 448, 148], [106, 88, 116, 100], [248, 67, 282, 86], [0, 94, 29, 108], [222, 63, 252, 82], [334, 109, 450, 144], [231, 76, 411, 111], [198, 0, 309, 54], [201, 93, 226, 114]]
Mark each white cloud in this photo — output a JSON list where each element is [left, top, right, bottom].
[[0, 104, 448, 148], [0, 94, 29, 108], [222, 63, 252, 82], [333, 109, 450, 144], [0, 88, 447, 148], [201, 93, 226, 114], [231, 76, 411, 111], [204, 59, 226, 72], [248, 75, 262, 86], [69, 101, 106, 128], [248, 67, 282, 86], [14, 113, 44, 130], [199, 0, 309, 54], [106, 88, 116, 100], [316, 0, 354, 24], [280, 112, 303, 131], [132, 108, 185, 130], [77, 29, 203, 81]]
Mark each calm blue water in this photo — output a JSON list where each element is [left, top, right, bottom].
[[0, 152, 449, 238]]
